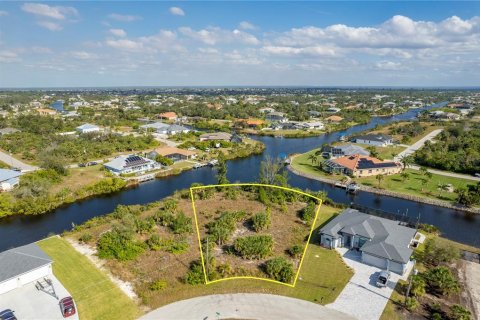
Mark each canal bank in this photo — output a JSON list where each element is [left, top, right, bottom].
[[1, 102, 479, 251]]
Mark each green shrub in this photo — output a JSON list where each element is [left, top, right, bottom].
[[206, 211, 246, 245], [163, 199, 178, 212], [79, 232, 93, 243], [449, 304, 471, 320], [300, 201, 316, 224], [217, 263, 233, 277], [288, 244, 304, 258], [171, 212, 193, 234], [405, 297, 419, 311], [423, 238, 460, 266], [234, 235, 273, 259], [155, 155, 174, 166], [251, 210, 271, 232], [185, 261, 205, 285], [265, 257, 294, 283], [134, 217, 155, 234], [97, 228, 146, 261], [149, 280, 167, 291], [410, 275, 426, 297], [425, 266, 460, 296], [153, 210, 174, 226], [146, 234, 188, 254]]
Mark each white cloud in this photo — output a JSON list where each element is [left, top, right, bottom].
[[375, 60, 403, 70], [239, 21, 256, 30], [109, 28, 127, 37], [70, 51, 98, 60], [0, 50, 20, 63], [262, 45, 336, 57], [108, 13, 141, 22], [106, 39, 143, 52], [37, 21, 63, 31], [21, 3, 77, 20], [169, 7, 185, 16], [179, 27, 259, 45], [0, 10, 8, 17]]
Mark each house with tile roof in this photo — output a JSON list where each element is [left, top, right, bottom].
[[321, 144, 370, 159], [324, 154, 401, 177], [148, 147, 197, 162], [158, 112, 177, 121], [324, 115, 344, 123], [319, 208, 417, 274]]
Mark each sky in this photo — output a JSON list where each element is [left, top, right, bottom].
[[0, 1, 479, 88]]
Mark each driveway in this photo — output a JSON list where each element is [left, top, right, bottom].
[[0, 149, 38, 172], [394, 129, 443, 161], [327, 248, 411, 320], [0, 275, 79, 320], [140, 293, 355, 320]]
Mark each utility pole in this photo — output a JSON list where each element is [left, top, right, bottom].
[[405, 260, 417, 304], [206, 237, 209, 280]]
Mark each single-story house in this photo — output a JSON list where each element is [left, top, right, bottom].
[[259, 107, 276, 114], [324, 115, 344, 123], [266, 112, 289, 123], [321, 144, 370, 159], [76, 123, 100, 134], [199, 132, 232, 141], [319, 208, 417, 275], [326, 107, 341, 113], [382, 102, 396, 108], [104, 155, 160, 175], [0, 128, 19, 136], [158, 112, 177, 121], [299, 121, 325, 130], [0, 169, 22, 192], [139, 122, 189, 135], [0, 243, 53, 294], [324, 154, 401, 177], [308, 110, 322, 117], [354, 134, 393, 147], [149, 147, 197, 162]]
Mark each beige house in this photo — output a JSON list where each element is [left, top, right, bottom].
[[324, 154, 401, 177]]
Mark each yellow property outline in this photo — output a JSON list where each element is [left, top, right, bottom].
[[189, 183, 323, 288]]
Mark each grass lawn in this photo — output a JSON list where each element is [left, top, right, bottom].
[[291, 149, 343, 181], [368, 121, 443, 144], [357, 169, 473, 202], [37, 237, 141, 320]]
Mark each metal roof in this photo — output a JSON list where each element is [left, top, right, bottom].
[[355, 134, 392, 142], [0, 169, 22, 183], [76, 123, 99, 130], [320, 209, 416, 264], [0, 243, 52, 283]]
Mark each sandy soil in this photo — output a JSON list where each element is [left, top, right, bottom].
[[66, 237, 139, 301]]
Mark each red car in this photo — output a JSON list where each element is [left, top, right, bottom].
[[59, 297, 76, 318]]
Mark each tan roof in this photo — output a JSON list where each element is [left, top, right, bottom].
[[159, 112, 177, 119], [199, 132, 232, 140], [333, 154, 399, 171], [155, 147, 196, 157], [36, 108, 57, 114], [325, 115, 343, 122]]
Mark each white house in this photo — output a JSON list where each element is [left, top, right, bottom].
[[355, 134, 393, 147], [139, 122, 189, 135], [0, 243, 53, 294], [76, 123, 100, 134], [319, 209, 417, 275], [103, 155, 160, 175], [0, 169, 22, 192], [266, 112, 288, 123]]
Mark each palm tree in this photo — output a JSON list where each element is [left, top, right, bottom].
[[419, 166, 428, 175], [400, 171, 410, 182], [375, 174, 384, 188], [438, 183, 450, 197], [307, 154, 317, 165], [399, 155, 414, 171]]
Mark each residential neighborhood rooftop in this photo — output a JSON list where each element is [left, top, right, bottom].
[[0, 243, 52, 283]]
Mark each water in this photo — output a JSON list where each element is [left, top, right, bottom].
[[1, 102, 479, 251], [50, 100, 64, 112]]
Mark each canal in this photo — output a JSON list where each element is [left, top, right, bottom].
[[0, 102, 479, 251]]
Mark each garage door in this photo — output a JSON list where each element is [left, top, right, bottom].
[[362, 253, 387, 269], [0, 278, 17, 295], [18, 265, 52, 286]]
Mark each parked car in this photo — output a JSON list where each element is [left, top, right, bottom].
[[11, 167, 21, 172], [78, 163, 86, 167], [86, 161, 98, 166], [376, 270, 390, 288], [59, 296, 76, 318], [0, 309, 17, 320]]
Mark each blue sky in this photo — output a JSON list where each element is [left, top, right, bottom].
[[0, 1, 479, 87]]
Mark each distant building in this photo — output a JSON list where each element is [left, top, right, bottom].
[[158, 112, 177, 121], [139, 122, 189, 135], [326, 107, 341, 113], [36, 108, 57, 116], [308, 110, 322, 117], [149, 147, 197, 162], [324, 115, 344, 123], [319, 208, 416, 275], [298, 121, 324, 130], [236, 118, 265, 128], [382, 102, 396, 108], [199, 132, 232, 141], [104, 155, 160, 176], [76, 123, 100, 134], [0, 169, 22, 192], [324, 154, 401, 177], [354, 134, 393, 147], [265, 112, 288, 123], [259, 107, 275, 113], [321, 144, 370, 159]]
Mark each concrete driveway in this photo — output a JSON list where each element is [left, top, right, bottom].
[[327, 248, 411, 320], [394, 129, 443, 161], [0, 275, 78, 320], [140, 293, 355, 320], [0, 149, 38, 172]]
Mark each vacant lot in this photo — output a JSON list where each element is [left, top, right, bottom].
[[37, 237, 141, 320], [64, 190, 352, 309]]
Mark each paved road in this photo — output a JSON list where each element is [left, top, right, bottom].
[[139, 293, 355, 320], [0, 149, 38, 172], [328, 248, 411, 320], [409, 165, 480, 182], [394, 129, 443, 161]]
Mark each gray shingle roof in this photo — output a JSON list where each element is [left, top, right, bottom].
[[0, 243, 52, 283], [320, 208, 416, 264]]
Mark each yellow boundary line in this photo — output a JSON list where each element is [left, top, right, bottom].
[[189, 183, 323, 288]]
